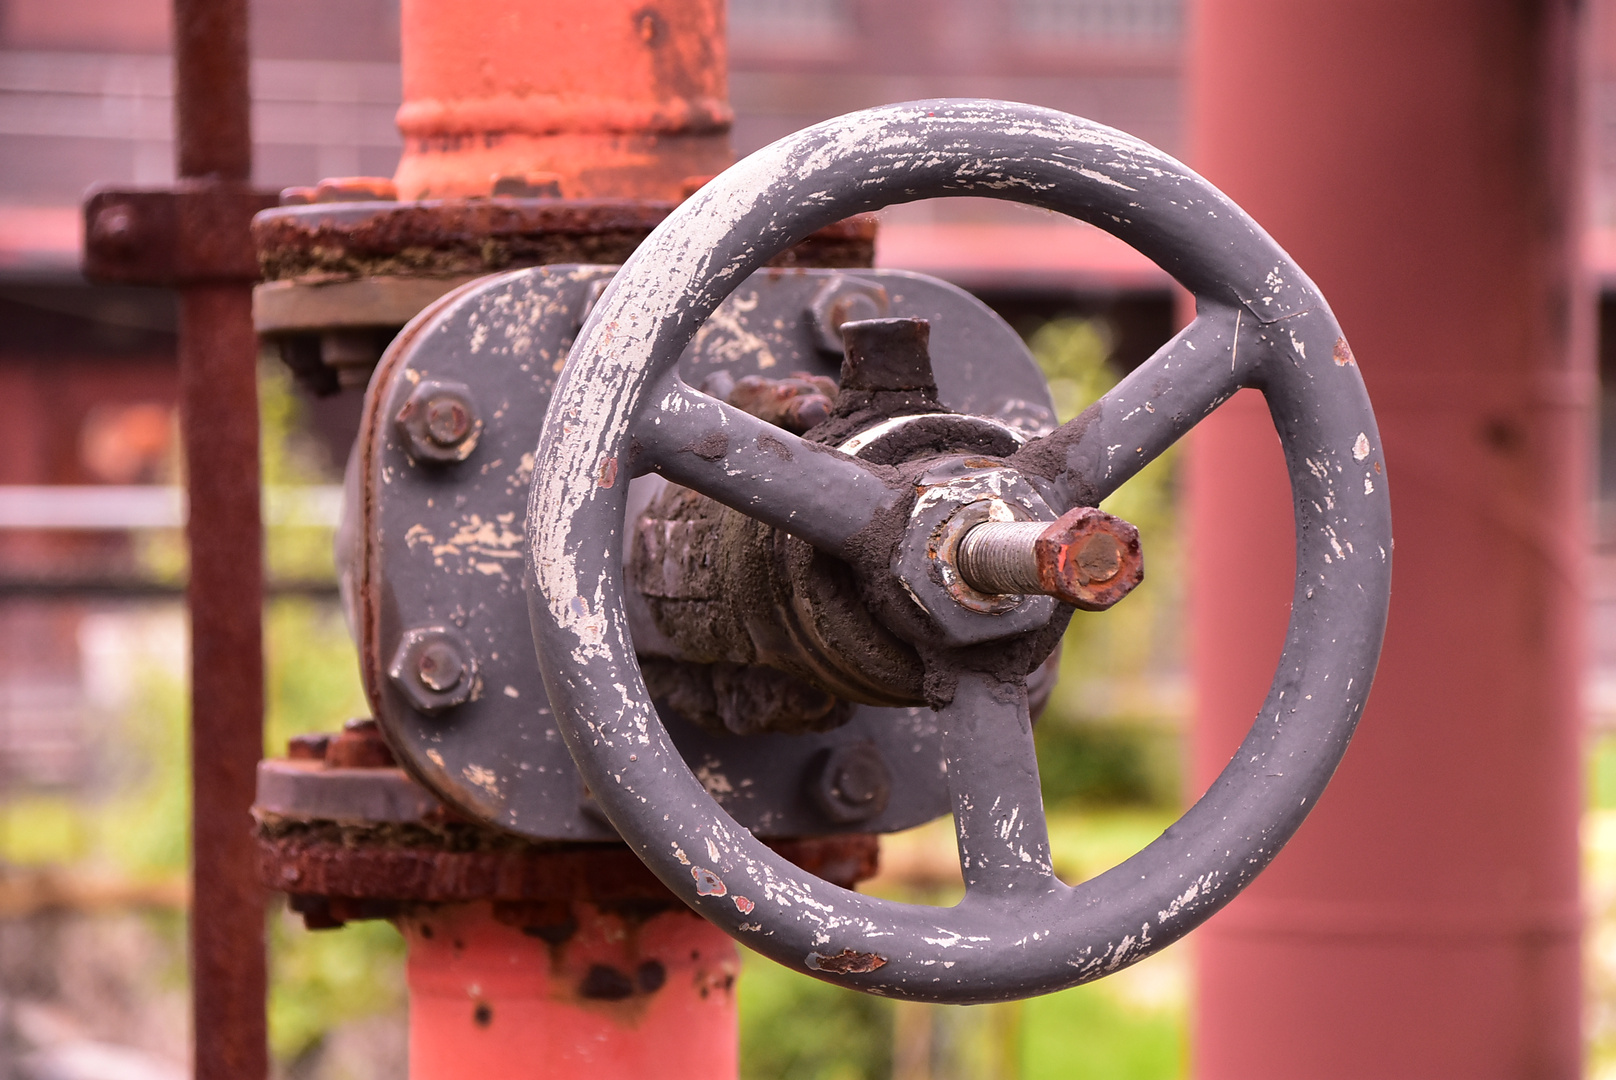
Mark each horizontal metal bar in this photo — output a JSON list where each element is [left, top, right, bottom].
[[0, 484, 342, 529], [0, 576, 338, 599]]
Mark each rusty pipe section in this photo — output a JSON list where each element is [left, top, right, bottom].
[[955, 506, 1144, 611], [394, 0, 732, 200]]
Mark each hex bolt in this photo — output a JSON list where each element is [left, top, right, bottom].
[[807, 276, 890, 353], [388, 627, 478, 714], [807, 742, 893, 825], [395, 378, 483, 464], [323, 717, 398, 769], [956, 506, 1145, 612], [417, 640, 465, 692]]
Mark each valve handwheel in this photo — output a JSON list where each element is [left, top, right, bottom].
[[527, 99, 1391, 1002]]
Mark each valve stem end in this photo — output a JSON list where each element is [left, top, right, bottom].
[[957, 506, 1144, 611]]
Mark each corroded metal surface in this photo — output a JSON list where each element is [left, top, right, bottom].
[[84, 185, 279, 285], [259, 821, 877, 912], [252, 199, 876, 283], [526, 99, 1391, 1003], [173, 1, 267, 1076], [253, 199, 675, 283]]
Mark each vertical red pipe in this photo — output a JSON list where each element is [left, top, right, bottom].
[[1186, 2, 1591, 1076], [384, 2, 739, 1075], [173, 0, 268, 1076], [403, 903, 739, 1078]]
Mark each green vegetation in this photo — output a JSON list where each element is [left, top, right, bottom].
[[0, 362, 402, 1071], [1592, 733, 1616, 809], [740, 949, 895, 1080], [1020, 977, 1185, 1080], [1027, 317, 1184, 812]]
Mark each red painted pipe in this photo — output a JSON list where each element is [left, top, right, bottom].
[[1186, 1, 1591, 1076], [385, 4, 742, 1075], [401, 902, 738, 1079], [393, 0, 731, 200]]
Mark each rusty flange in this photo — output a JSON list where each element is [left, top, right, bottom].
[[251, 196, 878, 393], [255, 720, 878, 929]]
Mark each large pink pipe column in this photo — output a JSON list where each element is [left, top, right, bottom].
[[1186, 2, 1592, 1076]]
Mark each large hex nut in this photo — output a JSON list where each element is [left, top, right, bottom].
[[891, 460, 1058, 647], [395, 378, 482, 464], [807, 275, 890, 354], [807, 742, 893, 825], [388, 626, 478, 714]]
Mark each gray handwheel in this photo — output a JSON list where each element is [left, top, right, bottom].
[[527, 99, 1390, 1003]]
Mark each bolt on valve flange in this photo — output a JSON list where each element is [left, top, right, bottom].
[[395, 378, 482, 464], [388, 626, 478, 714]]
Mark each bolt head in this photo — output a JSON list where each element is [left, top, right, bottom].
[[388, 627, 478, 714], [806, 276, 890, 354], [395, 379, 482, 464], [808, 742, 892, 825], [416, 640, 466, 692], [1033, 507, 1144, 611], [424, 397, 472, 447]]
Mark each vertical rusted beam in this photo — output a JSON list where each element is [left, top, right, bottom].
[[1186, 1, 1590, 1076], [173, 0, 268, 1077], [174, 0, 252, 181]]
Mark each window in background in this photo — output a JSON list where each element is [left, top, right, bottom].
[[728, 0, 854, 47], [1012, 0, 1182, 44]]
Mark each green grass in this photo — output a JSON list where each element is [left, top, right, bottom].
[[738, 809, 1187, 1080], [1592, 733, 1616, 809], [1021, 979, 1185, 1080], [739, 948, 893, 1080]]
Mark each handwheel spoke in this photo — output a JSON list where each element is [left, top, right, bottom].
[[942, 670, 1063, 901], [1011, 304, 1255, 510], [633, 375, 901, 558]]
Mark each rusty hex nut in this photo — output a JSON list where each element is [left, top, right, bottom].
[[313, 176, 398, 203], [324, 717, 398, 768], [807, 742, 892, 825], [388, 627, 477, 714], [395, 378, 482, 464], [1032, 506, 1144, 611], [807, 275, 890, 354]]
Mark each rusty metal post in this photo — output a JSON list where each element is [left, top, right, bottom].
[[1186, 1, 1591, 1076], [174, 1, 268, 1077]]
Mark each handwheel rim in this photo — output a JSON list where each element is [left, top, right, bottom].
[[526, 98, 1391, 1002]]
